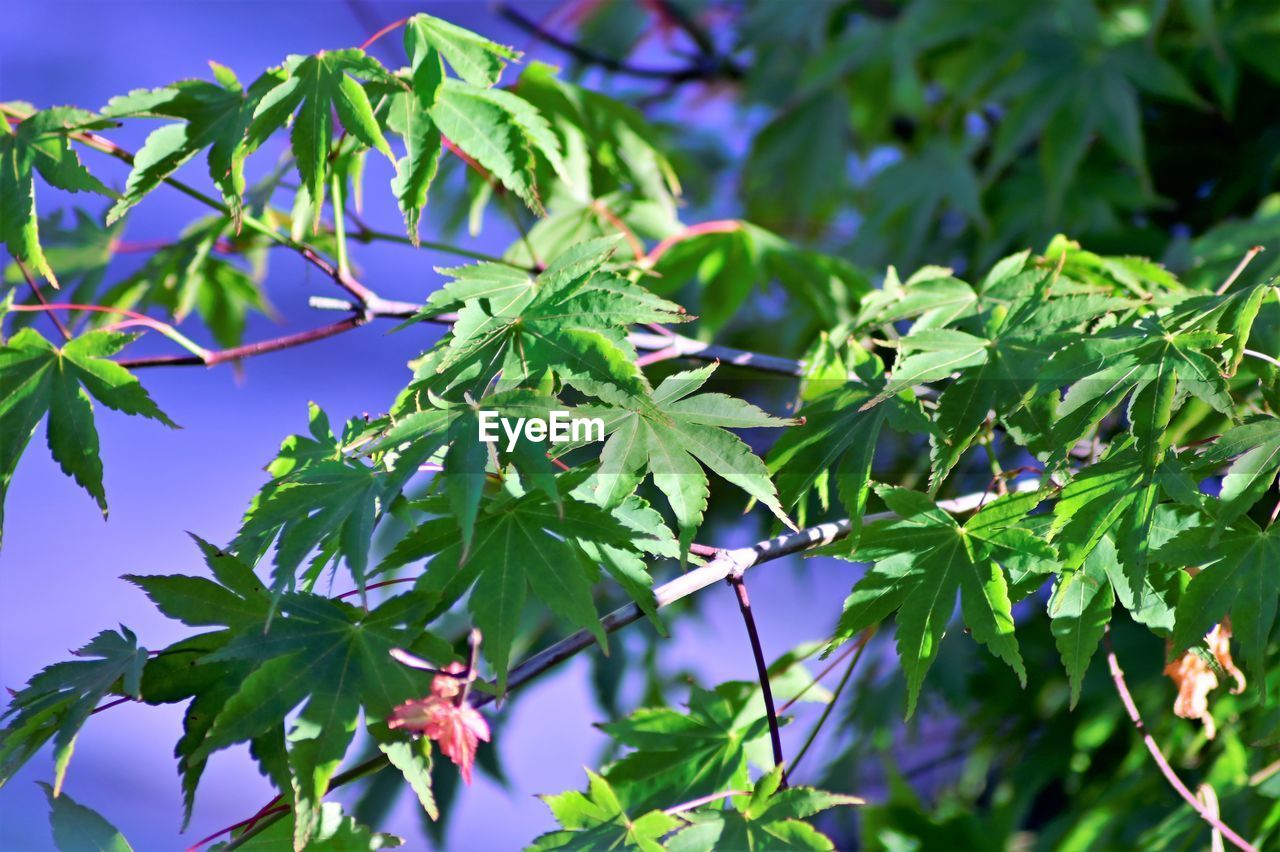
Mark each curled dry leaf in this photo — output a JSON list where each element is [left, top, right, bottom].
[[388, 662, 491, 783], [1164, 621, 1246, 740]]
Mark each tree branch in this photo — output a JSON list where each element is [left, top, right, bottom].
[[1104, 628, 1257, 852], [198, 480, 1041, 845], [727, 570, 787, 784], [497, 4, 737, 83], [308, 294, 817, 377]]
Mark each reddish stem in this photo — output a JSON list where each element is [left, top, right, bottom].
[[185, 804, 289, 851], [591, 199, 646, 259], [8, 302, 196, 345], [90, 696, 136, 715], [358, 16, 409, 51], [635, 345, 682, 368], [645, 220, 742, 266], [334, 578, 415, 600], [120, 315, 368, 369], [299, 247, 377, 305]]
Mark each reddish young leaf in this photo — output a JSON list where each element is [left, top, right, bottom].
[[388, 663, 491, 783]]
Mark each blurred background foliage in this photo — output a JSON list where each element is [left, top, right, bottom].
[[537, 0, 1280, 281]]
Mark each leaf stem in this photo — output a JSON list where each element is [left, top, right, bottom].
[[1215, 246, 1265, 296], [8, 303, 210, 359], [331, 173, 352, 280], [348, 223, 533, 269], [1104, 627, 1257, 852], [727, 571, 787, 785], [13, 260, 71, 341]]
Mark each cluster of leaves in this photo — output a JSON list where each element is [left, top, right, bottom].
[[4, 6, 1280, 852]]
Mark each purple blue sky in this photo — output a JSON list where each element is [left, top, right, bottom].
[[0, 2, 871, 848]]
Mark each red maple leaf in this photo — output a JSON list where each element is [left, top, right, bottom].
[[388, 662, 491, 784]]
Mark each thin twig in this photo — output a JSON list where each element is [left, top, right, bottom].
[[497, 4, 728, 83], [90, 696, 137, 715], [591, 199, 646, 260], [777, 642, 859, 714], [1104, 628, 1257, 852], [119, 314, 368, 369], [185, 805, 290, 852], [644, 220, 743, 267], [728, 571, 786, 785], [1215, 246, 1265, 296], [789, 628, 874, 776]]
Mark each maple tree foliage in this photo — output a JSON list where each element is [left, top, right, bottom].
[[3, 3, 1280, 850]]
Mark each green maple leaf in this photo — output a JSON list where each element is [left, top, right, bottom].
[[642, 222, 870, 334], [381, 482, 648, 694], [1048, 440, 1196, 631], [42, 784, 134, 852], [863, 328, 991, 409], [667, 765, 862, 852], [127, 536, 271, 823], [530, 770, 683, 852], [417, 238, 684, 403], [599, 684, 776, 810], [0, 627, 147, 795], [0, 329, 177, 544], [1049, 536, 1116, 708], [430, 80, 570, 213], [0, 105, 116, 285], [245, 50, 396, 232], [1156, 519, 1280, 680], [514, 61, 681, 220], [386, 20, 561, 234], [1207, 417, 1280, 528], [851, 139, 985, 267], [983, 20, 1201, 217], [830, 488, 1053, 717], [768, 349, 928, 541], [922, 253, 1127, 486], [580, 362, 795, 554], [369, 388, 566, 554], [853, 264, 978, 332], [234, 403, 431, 598], [405, 12, 520, 89], [1040, 304, 1241, 468], [187, 592, 443, 846], [101, 62, 273, 223]]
